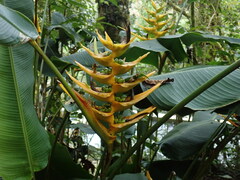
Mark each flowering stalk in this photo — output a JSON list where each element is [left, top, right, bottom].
[[62, 31, 169, 145], [132, 0, 173, 40]]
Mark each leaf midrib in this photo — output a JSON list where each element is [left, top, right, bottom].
[[9, 46, 34, 178]]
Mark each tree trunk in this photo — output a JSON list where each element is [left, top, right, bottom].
[[97, 0, 130, 42]]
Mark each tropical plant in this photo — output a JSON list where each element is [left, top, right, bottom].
[[0, 0, 240, 180]]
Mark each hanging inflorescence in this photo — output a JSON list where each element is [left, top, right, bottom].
[[61, 31, 169, 145], [132, 0, 173, 40]]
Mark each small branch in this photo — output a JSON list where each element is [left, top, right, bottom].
[[167, 1, 190, 18]]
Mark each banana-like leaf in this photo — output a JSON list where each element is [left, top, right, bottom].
[[60, 50, 96, 67], [142, 66, 240, 113], [149, 160, 198, 180], [157, 32, 240, 62], [0, 1, 51, 179], [1, 0, 34, 19], [0, 44, 51, 180], [0, 4, 38, 45], [159, 121, 221, 160], [123, 33, 240, 67], [48, 12, 81, 43], [113, 173, 147, 180]]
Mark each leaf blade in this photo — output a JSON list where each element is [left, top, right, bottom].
[[0, 4, 38, 45]]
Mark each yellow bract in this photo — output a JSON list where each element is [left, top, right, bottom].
[[62, 31, 166, 145], [133, 0, 172, 40]]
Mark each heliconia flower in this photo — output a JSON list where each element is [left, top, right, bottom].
[[133, 0, 172, 40], [74, 61, 115, 84], [110, 83, 161, 112], [58, 82, 116, 144], [96, 31, 136, 57], [112, 71, 156, 93], [109, 106, 156, 133], [61, 29, 172, 145], [66, 71, 115, 102], [74, 53, 149, 82], [81, 45, 115, 67]]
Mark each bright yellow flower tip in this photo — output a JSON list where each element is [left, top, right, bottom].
[[81, 45, 115, 66], [142, 17, 156, 25], [111, 83, 161, 112], [66, 71, 115, 102], [112, 71, 156, 93], [153, 30, 168, 37], [156, 14, 167, 21], [151, 0, 158, 10], [75, 61, 115, 85], [110, 106, 156, 133], [146, 9, 156, 17], [130, 32, 150, 41], [97, 31, 136, 57], [139, 25, 157, 34], [112, 52, 150, 75], [58, 82, 116, 144], [156, 21, 168, 30]]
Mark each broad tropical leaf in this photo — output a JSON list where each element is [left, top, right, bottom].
[[0, 44, 51, 180], [113, 173, 147, 180], [60, 50, 96, 67], [1, 0, 34, 19], [48, 12, 81, 43], [149, 160, 198, 180], [48, 143, 93, 179], [142, 66, 240, 113], [122, 32, 240, 67], [159, 121, 221, 160], [123, 39, 168, 67], [0, 1, 50, 179], [0, 4, 38, 45], [157, 32, 240, 62]]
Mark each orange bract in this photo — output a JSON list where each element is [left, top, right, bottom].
[[61, 31, 167, 145]]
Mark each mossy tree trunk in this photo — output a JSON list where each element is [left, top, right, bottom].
[[96, 0, 130, 42]]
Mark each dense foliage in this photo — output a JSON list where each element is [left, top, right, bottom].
[[0, 0, 240, 180]]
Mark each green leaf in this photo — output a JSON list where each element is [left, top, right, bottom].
[[70, 123, 95, 134], [1, 0, 34, 19], [179, 32, 240, 47], [48, 12, 81, 43], [60, 50, 97, 67], [192, 111, 220, 122], [159, 121, 220, 160], [123, 39, 167, 67], [149, 160, 198, 180], [0, 44, 51, 179], [0, 1, 50, 179], [143, 66, 240, 112], [49, 143, 93, 179], [113, 173, 147, 180], [0, 4, 38, 45], [157, 32, 240, 62]]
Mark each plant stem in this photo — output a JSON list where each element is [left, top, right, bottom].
[[29, 40, 90, 122], [174, 0, 189, 32], [158, 52, 167, 75], [107, 60, 240, 179]]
